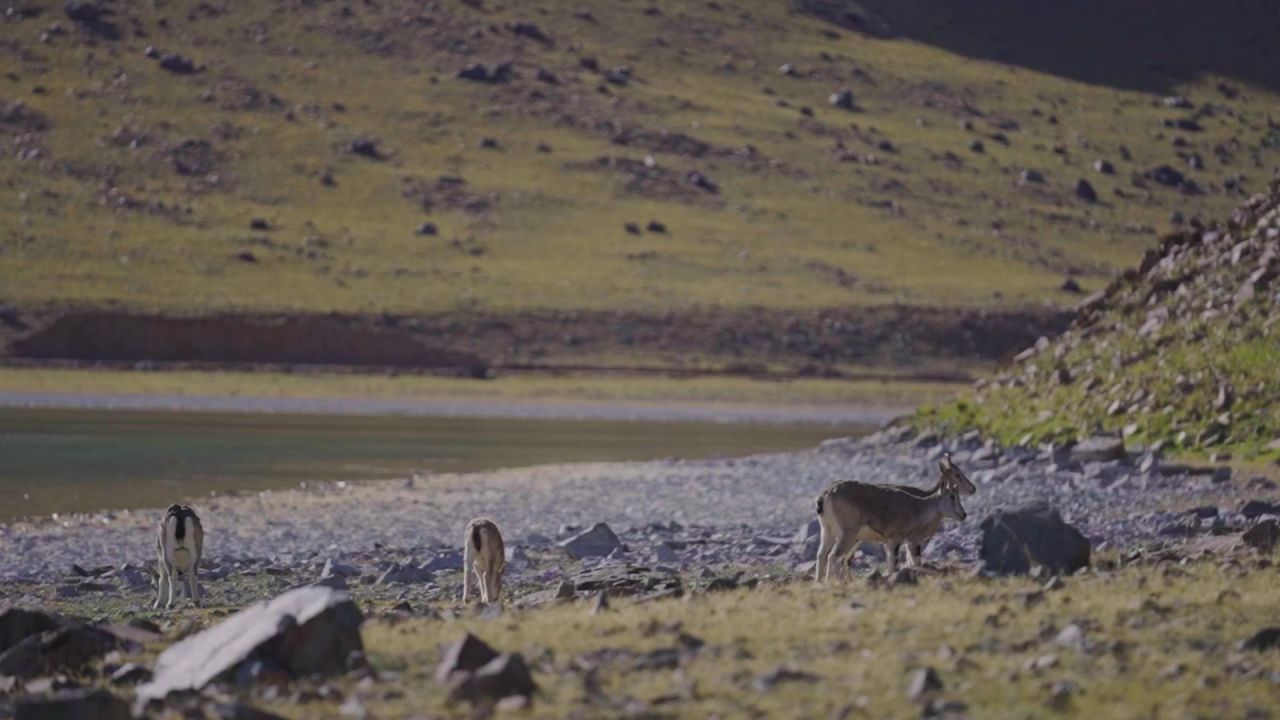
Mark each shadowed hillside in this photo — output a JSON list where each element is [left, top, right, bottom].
[[847, 0, 1280, 94]]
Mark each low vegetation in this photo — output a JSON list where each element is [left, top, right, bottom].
[[13, 555, 1280, 719], [918, 174, 1280, 464], [0, 365, 961, 409]]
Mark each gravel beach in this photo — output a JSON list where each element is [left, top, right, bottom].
[[1, 429, 1271, 585]]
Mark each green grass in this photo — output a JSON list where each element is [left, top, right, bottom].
[[917, 294, 1280, 464], [3, 0, 1277, 316], [0, 366, 962, 408]]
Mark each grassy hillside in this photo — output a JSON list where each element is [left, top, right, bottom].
[[918, 173, 1280, 462], [3, 0, 1279, 319]]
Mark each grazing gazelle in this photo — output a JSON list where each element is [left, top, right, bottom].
[[888, 453, 976, 567], [814, 474, 967, 583], [462, 517, 506, 605], [154, 504, 204, 609]]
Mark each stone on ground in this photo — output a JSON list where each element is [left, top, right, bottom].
[[979, 504, 1091, 576], [137, 586, 364, 702]]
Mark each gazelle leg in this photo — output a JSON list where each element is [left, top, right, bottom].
[[815, 524, 834, 583]]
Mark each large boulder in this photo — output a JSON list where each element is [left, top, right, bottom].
[[559, 522, 622, 559], [15, 688, 131, 720], [137, 586, 364, 702], [979, 505, 1091, 576]]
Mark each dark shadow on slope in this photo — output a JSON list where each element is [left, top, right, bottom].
[[801, 0, 1280, 95]]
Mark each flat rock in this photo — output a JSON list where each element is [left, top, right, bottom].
[[979, 504, 1091, 576], [376, 563, 433, 585], [137, 586, 364, 702], [570, 564, 682, 598], [559, 522, 622, 559], [422, 550, 464, 572]]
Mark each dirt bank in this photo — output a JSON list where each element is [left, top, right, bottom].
[[1, 305, 1069, 372]]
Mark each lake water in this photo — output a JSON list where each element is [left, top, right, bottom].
[[0, 408, 869, 521]]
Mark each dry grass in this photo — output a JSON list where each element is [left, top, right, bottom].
[[189, 557, 1280, 719]]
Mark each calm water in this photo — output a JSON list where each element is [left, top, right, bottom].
[[0, 408, 869, 521]]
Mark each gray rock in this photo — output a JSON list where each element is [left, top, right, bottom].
[[655, 545, 680, 564], [0, 623, 130, 679], [15, 688, 130, 720], [447, 653, 537, 705], [312, 574, 348, 590], [1242, 520, 1279, 552], [828, 89, 855, 110], [1242, 500, 1280, 519], [1240, 627, 1280, 652], [0, 607, 62, 654], [421, 551, 464, 573], [116, 565, 150, 591], [1054, 623, 1087, 651], [554, 580, 576, 600], [63, 1, 104, 23], [559, 522, 622, 559], [979, 504, 1091, 576], [1075, 179, 1098, 202], [906, 666, 943, 701], [1070, 436, 1126, 463], [754, 665, 818, 691], [320, 559, 360, 578], [436, 632, 500, 683], [376, 563, 433, 585], [137, 586, 364, 701]]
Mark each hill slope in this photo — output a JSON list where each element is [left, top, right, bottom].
[[919, 172, 1280, 461], [2, 0, 1279, 368]]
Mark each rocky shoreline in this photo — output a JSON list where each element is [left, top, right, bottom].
[[2, 428, 1275, 603]]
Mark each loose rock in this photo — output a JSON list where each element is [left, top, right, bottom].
[[137, 586, 364, 701], [979, 504, 1091, 576]]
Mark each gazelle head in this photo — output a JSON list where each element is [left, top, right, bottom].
[[938, 476, 968, 522], [939, 453, 977, 496]]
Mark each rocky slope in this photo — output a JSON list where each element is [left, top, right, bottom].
[[920, 172, 1280, 461]]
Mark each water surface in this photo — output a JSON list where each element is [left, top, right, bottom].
[[0, 408, 869, 521]]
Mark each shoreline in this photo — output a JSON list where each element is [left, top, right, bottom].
[[0, 390, 907, 426]]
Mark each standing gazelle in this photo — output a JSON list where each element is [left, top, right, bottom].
[[814, 474, 967, 583], [887, 453, 976, 567], [154, 504, 204, 609], [462, 517, 506, 605]]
